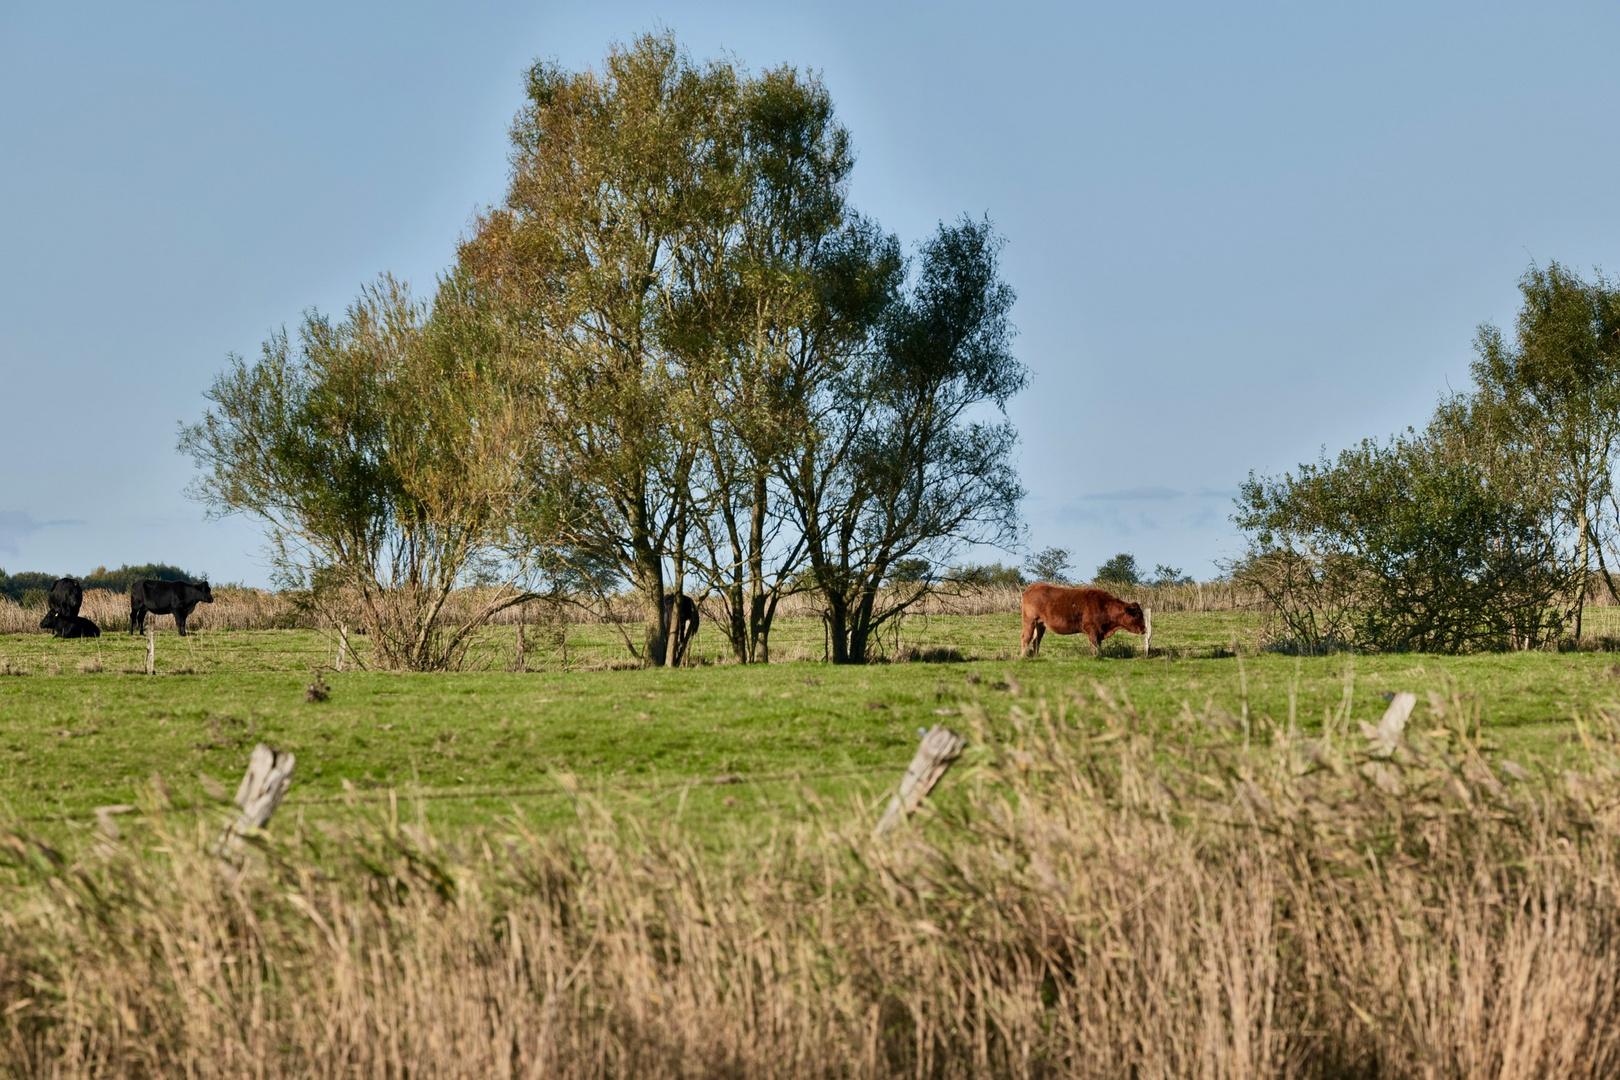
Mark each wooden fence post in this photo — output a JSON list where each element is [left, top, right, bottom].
[[145, 628, 155, 675], [875, 726, 966, 836], [216, 743, 295, 858], [335, 625, 347, 672], [1143, 607, 1152, 657]]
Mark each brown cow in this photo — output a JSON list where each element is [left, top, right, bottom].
[[1020, 583, 1146, 658]]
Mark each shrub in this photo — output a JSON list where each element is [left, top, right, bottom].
[[1094, 552, 1140, 585], [1151, 563, 1193, 587], [81, 564, 197, 593], [886, 557, 934, 585], [1023, 546, 1073, 584], [1235, 401, 1569, 653], [942, 562, 1025, 588]]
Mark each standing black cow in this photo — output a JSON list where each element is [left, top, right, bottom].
[[129, 579, 214, 636], [660, 592, 700, 666], [40, 577, 83, 627], [41, 613, 100, 639]]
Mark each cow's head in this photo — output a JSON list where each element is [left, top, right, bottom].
[[197, 581, 214, 604], [1118, 601, 1147, 635], [39, 612, 59, 631]]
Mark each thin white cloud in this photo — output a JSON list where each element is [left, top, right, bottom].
[[0, 512, 42, 556], [0, 512, 86, 557], [1078, 486, 1185, 501]]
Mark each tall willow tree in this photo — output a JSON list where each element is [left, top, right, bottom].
[[672, 67, 872, 664], [1473, 263, 1620, 638], [787, 218, 1025, 664], [463, 34, 1027, 665], [460, 33, 742, 665]]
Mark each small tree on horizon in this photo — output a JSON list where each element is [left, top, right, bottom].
[[1094, 552, 1141, 586], [1024, 546, 1072, 584], [1151, 563, 1193, 587]]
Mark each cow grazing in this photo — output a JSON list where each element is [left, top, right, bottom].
[[129, 578, 214, 636], [42, 577, 83, 625], [43, 613, 101, 639], [1020, 583, 1146, 658], [661, 592, 700, 666]]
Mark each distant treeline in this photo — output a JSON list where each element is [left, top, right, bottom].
[[0, 564, 195, 604]]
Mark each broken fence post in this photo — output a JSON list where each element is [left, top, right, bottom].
[[94, 804, 136, 840], [216, 743, 295, 856], [875, 726, 966, 836], [145, 628, 155, 675]]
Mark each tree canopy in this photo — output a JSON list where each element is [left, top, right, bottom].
[[183, 33, 1026, 668]]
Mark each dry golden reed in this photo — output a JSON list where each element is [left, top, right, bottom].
[[0, 587, 310, 635], [0, 580, 1268, 640], [5, 685, 1620, 1077]]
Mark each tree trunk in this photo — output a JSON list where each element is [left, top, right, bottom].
[[826, 592, 850, 664], [746, 475, 768, 663], [635, 550, 667, 667], [752, 593, 772, 664], [725, 580, 749, 663], [845, 588, 878, 664], [1577, 503, 1590, 642], [665, 511, 687, 668]]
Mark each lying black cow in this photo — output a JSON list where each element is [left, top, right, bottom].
[[40, 612, 101, 638], [660, 592, 700, 666], [129, 578, 213, 636], [41, 577, 83, 626]]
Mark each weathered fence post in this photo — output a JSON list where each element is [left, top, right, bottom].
[[216, 743, 295, 858], [515, 604, 526, 671], [145, 628, 155, 675], [335, 625, 347, 672], [875, 726, 966, 836], [1143, 607, 1153, 657]]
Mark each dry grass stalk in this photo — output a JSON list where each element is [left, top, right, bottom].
[[6, 688, 1620, 1077], [0, 588, 310, 635], [0, 579, 1273, 641]]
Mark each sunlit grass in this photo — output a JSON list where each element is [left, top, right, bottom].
[[5, 611, 1620, 850]]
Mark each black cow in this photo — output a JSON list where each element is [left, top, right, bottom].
[[41, 612, 101, 639], [660, 592, 700, 666], [129, 578, 214, 636], [40, 577, 83, 628]]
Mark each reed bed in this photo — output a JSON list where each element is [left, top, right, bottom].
[[0, 580, 1278, 643], [4, 579, 1614, 640], [4, 683, 1620, 1077], [0, 588, 312, 635]]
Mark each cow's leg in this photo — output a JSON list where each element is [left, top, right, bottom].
[[1087, 627, 1103, 656], [130, 604, 142, 635], [1021, 613, 1038, 657], [681, 612, 698, 663]]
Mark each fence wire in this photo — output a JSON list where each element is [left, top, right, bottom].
[[12, 764, 902, 826]]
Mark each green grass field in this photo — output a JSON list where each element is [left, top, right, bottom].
[[4, 610, 1620, 846]]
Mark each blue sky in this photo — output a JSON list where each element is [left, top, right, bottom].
[[4, 1, 1620, 585]]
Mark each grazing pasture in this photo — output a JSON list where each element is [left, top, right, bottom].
[[4, 607, 1620, 846]]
